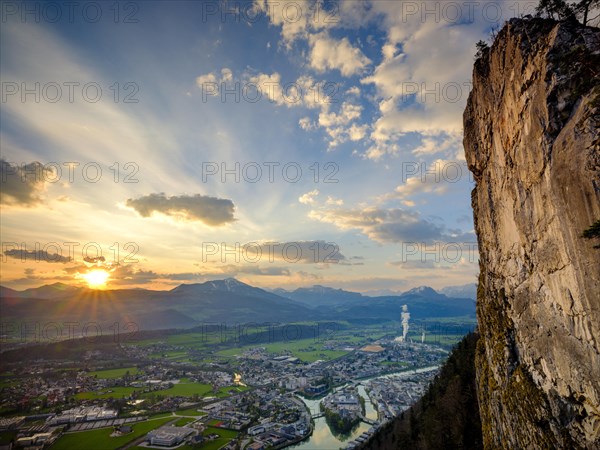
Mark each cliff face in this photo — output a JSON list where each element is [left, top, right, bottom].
[[464, 18, 600, 449]]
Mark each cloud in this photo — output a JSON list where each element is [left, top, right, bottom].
[[355, 2, 493, 159], [381, 43, 398, 61], [247, 72, 289, 106], [195, 72, 218, 87], [83, 256, 106, 264], [308, 33, 371, 77], [318, 102, 361, 127], [65, 263, 204, 286], [195, 68, 235, 98], [308, 206, 475, 244], [347, 123, 369, 141], [204, 68, 368, 148], [389, 260, 442, 270], [384, 158, 470, 203], [412, 133, 462, 156], [205, 240, 347, 264], [192, 263, 326, 282], [299, 189, 319, 205], [198, 70, 334, 112], [295, 75, 335, 110], [254, 0, 373, 48], [3, 248, 72, 263], [254, 0, 329, 47], [317, 102, 366, 147], [336, 276, 408, 294], [211, 69, 365, 148], [393, 164, 448, 198], [325, 196, 343, 206], [196, 68, 233, 87], [126, 193, 236, 226], [108, 265, 161, 285], [299, 117, 315, 130], [0, 160, 53, 206], [205, 264, 291, 277], [220, 67, 233, 82]]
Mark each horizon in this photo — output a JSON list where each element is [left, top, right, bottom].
[[0, 277, 476, 297]]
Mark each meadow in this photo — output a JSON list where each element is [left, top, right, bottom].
[[200, 426, 238, 450], [88, 367, 140, 379], [140, 381, 213, 398], [50, 416, 172, 450], [216, 337, 350, 363]]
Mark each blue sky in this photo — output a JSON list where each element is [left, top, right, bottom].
[[0, 0, 535, 293]]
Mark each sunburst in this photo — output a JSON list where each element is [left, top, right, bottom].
[[81, 269, 109, 288]]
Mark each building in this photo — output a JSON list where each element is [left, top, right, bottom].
[[146, 426, 194, 447], [304, 384, 328, 396], [47, 406, 117, 425], [247, 443, 265, 450]]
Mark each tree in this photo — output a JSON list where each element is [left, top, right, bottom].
[[573, 0, 600, 25], [535, 0, 577, 21], [536, 0, 600, 24], [582, 220, 600, 248], [475, 40, 489, 60]]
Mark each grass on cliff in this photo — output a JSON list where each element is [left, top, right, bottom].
[[582, 220, 600, 248]]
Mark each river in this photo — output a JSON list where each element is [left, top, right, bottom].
[[291, 394, 371, 450], [291, 366, 440, 449]]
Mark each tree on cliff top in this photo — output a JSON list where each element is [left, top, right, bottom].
[[475, 40, 490, 60], [536, 0, 600, 25]]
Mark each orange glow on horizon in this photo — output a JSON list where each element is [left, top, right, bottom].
[[80, 269, 110, 289]]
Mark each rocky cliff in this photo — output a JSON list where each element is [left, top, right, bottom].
[[464, 17, 600, 449]]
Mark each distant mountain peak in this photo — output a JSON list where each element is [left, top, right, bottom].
[[207, 278, 251, 291], [440, 283, 477, 300], [170, 278, 267, 296], [17, 282, 85, 298], [223, 277, 247, 286], [404, 286, 438, 296]]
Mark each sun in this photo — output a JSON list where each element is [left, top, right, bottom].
[[82, 269, 110, 288]]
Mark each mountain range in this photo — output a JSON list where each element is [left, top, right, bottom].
[[0, 278, 476, 330]]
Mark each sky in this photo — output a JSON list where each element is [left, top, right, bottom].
[[0, 0, 539, 293]]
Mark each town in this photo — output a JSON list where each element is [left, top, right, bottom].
[[0, 321, 453, 450]]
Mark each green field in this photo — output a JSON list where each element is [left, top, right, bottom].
[[147, 412, 174, 419], [74, 386, 138, 400], [149, 351, 190, 361], [88, 367, 139, 379], [213, 385, 250, 398], [141, 382, 213, 398], [135, 332, 224, 347], [50, 416, 172, 450], [174, 417, 196, 426], [217, 338, 350, 363], [175, 408, 207, 417], [201, 426, 238, 450], [75, 381, 242, 400]]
